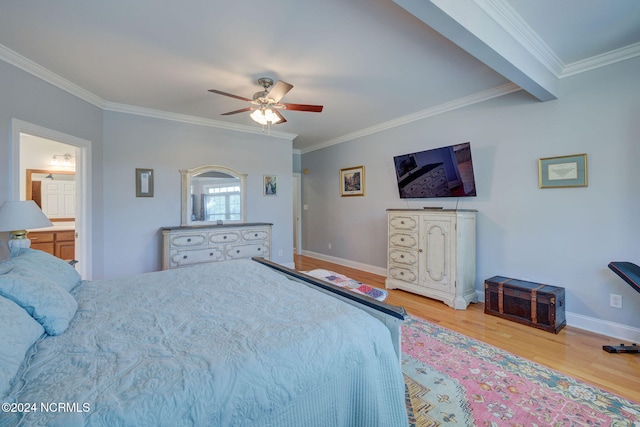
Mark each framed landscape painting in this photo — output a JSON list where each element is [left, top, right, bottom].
[[340, 166, 365, 197]]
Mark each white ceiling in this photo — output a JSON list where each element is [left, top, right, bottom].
[[1, 0, 639, 152]]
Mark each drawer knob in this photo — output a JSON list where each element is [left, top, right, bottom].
[[400, 238, 405, 242], [257, 248, 261, 251], [187, 238, 191, 242], [224, 236, 227, 239], [400, 254, 404, 258], [400, 272, 404, 276], [254, 233, 258, 237], [236, 250, 240, 253], [209, 252, 214, 256], [401, 221, 405, 224], [183, 255, 187, 259]]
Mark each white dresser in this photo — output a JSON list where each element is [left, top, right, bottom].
[[385, 209, 477, 309], [162, 223, 272, 270]]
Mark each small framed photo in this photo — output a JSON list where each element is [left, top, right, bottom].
[[538, 154, 588, 188], [264, 175, 277, 196], [340, 165, 365, 197], [136, 168, 154, 197]]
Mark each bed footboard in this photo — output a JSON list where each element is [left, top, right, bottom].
[[252, 257, 407, 361]]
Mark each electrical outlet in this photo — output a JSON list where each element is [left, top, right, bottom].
[[610, 294, 623, 309], [328, 243, 332, 250]]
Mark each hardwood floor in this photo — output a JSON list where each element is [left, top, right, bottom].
[[294, 255, 640, 403]]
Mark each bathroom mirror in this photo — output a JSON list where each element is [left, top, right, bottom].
[[25, 169, 76, 221], [181, 165, 247, 226]]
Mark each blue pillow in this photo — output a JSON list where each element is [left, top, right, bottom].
[[0, 295, 45, 398], [0, 266, 78, 336], [5, 248, 81, 292]]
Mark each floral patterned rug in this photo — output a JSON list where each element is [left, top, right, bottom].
[[402, 315, 640, 426]]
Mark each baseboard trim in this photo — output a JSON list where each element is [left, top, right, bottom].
[[301, 250, 387, 276], [565, 312, 640, 342], [300, 252, 640, 342]]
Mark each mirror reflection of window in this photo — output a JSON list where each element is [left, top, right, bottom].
[[203, 184, 241, 221], [191, 172, 241, 222]]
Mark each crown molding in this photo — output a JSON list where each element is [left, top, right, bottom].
[[0, 44, 107, 108], [104, 102, 297, 141], [560, 41, 640, 78], [0, 43, 296, 141], [301, 83, 521, 154], [474, 0, 640, 79], [475, 0, 565, 77]]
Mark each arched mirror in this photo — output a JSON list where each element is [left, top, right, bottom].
[[181, 165, 247, 226]]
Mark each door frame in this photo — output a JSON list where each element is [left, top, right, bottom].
[[293, 173, 302, 255], [11, 119, 93, 279]]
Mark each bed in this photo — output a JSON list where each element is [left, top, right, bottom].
[[0, 249, 408, 426]]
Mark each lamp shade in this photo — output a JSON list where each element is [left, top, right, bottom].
[[0, 200, 53, 232]]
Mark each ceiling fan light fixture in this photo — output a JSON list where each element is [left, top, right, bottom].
[[250, 108, 281, 125]]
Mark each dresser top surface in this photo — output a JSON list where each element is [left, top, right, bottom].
[[386, 208, 477, 213], [162, 223, 272, 232]]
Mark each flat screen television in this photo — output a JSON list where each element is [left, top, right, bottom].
[[393, 142, 477, 199]]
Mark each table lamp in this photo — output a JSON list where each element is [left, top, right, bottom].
[[0, 200, 53, 249]]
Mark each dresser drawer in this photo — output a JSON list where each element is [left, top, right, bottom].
[[389, 233, 418, 248], [389, 215, 418, 231], [389, 248, 418, 266], [226, 243, 269, 259], [55, 230, 75, 242], [241, 229, 269, 241], [209, 231, 240, 244], [388, 265, 418, 284], [171, 248, 225, 266], [29, 232, 55, 243], [170, 233, 207, 247]]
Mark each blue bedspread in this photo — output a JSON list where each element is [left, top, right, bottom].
[[2, 259, 407, 426]]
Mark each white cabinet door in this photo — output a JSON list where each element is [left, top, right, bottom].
[[420, 216, 455, 293]]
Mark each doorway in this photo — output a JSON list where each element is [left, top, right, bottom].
[[11, 119, 92, 279]]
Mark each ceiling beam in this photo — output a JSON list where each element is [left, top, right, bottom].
[[393, 0, 558, 101]]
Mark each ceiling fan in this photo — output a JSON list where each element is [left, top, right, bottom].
[[208, 78, 323, 126]]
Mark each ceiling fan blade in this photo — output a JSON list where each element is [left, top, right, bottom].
[[274, 110, 287, 124], [208, 89, 252, 102], [281, 103, 324, 113], [221, 107, 253, 115], [268, 81, 293, 103]]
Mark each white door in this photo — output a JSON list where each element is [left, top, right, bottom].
[[42, 180, 76, 219]]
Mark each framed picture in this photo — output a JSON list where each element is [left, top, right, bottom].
[[264, 175, 277, 196], [136, 168, 154, 197], [538, 154, 588, 188], [340, 166, 365, 197]]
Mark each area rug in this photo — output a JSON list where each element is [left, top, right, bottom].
[[301, 269, 388, 301], [402, 315, 640, 426]]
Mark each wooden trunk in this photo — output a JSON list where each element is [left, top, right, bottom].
[[484, 276, 566, 333]]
